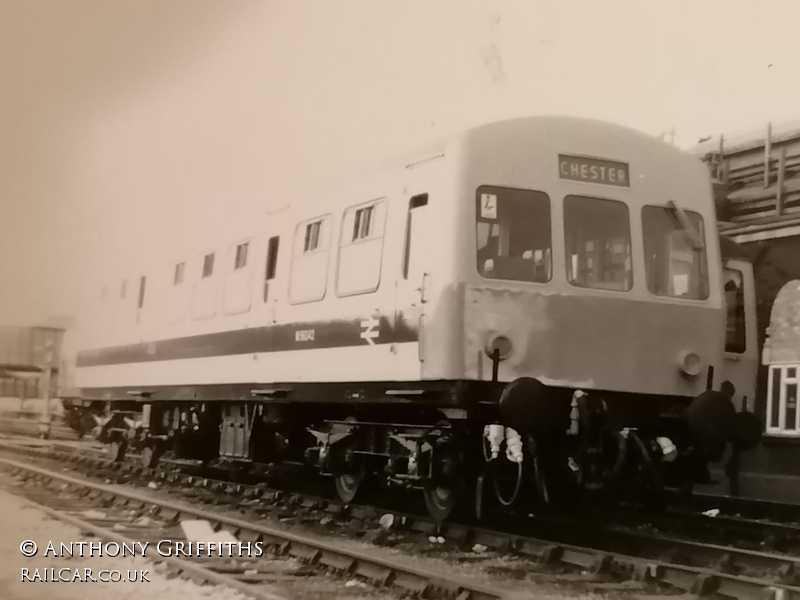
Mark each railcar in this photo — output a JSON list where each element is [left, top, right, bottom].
[[70, 116, 761, 519]]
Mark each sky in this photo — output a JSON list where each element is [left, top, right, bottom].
[[3, 0, 800, 328]]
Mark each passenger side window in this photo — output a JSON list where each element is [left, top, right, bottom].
[[352, 206, 374, 240], [337, 200, 386, 296], [290, 215, 331, 304], [304, 221, 322, 252]]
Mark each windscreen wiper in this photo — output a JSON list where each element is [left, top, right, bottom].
[[667, 200, 704, 250]]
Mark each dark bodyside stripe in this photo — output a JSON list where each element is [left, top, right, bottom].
[[76, 316, 418, 367]]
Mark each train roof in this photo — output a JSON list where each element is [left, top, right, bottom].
[[462, 115, 683, 152]]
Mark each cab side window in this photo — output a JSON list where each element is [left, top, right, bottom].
[[724, 267, 746, 353]]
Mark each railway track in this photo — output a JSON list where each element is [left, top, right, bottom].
[[1, 436, 800, 598], [0, 455, 502, 600]]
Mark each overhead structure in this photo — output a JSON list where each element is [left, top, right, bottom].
[[0, 326, 64, 398], [697, 122, 800, 240], [0, 363, 42, 380]]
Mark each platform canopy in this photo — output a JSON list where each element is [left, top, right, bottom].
[[763, 280, 800, 365], [0, 363, 43, 380]]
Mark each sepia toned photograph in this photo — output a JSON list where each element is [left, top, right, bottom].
[[2, 2, 800, 598]]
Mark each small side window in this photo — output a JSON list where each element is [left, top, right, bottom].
[[174, 262, 185, 286], [234, 242, 249, 270], [202, 253, 215, 278], [264, 236, 280, 302], [304, 221, 322, 253], [137, 276, 146, 309], [352, 206, 374, 241]]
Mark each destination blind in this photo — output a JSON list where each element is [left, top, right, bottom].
[[558, 154, 630, 187]]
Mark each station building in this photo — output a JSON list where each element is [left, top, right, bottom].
[[698, 123, 800, 497], [0, 326, 64, 403]]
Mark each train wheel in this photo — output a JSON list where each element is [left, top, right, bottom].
[[423, 483, 458, 521], [109, 439, 127, 463], [334, 470, 364, 504]]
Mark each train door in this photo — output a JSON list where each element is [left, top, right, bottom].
[[721, 259, 758, 411], [395, 194, 430, 362]]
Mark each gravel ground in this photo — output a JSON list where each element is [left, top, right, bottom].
[[114, 481, 651, 599], [0, 487, 254, 600]]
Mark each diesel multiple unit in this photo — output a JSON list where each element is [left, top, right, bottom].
[[69, 116, 760, 519]]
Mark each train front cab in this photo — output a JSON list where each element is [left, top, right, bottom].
[[422, 118, 760, 510]]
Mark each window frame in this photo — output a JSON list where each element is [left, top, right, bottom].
[[641, 204, 710, 300], [767, 364, 800, 436], [563, 194, 632, 292], [474, 185, 553, 284]]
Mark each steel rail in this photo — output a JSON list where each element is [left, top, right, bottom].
[[13, 493, 286, 600], [667, 488, 800, 522], [0, 456, 503, 600], [3, 439, 800, 598], [510, 513, 800, 580]]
